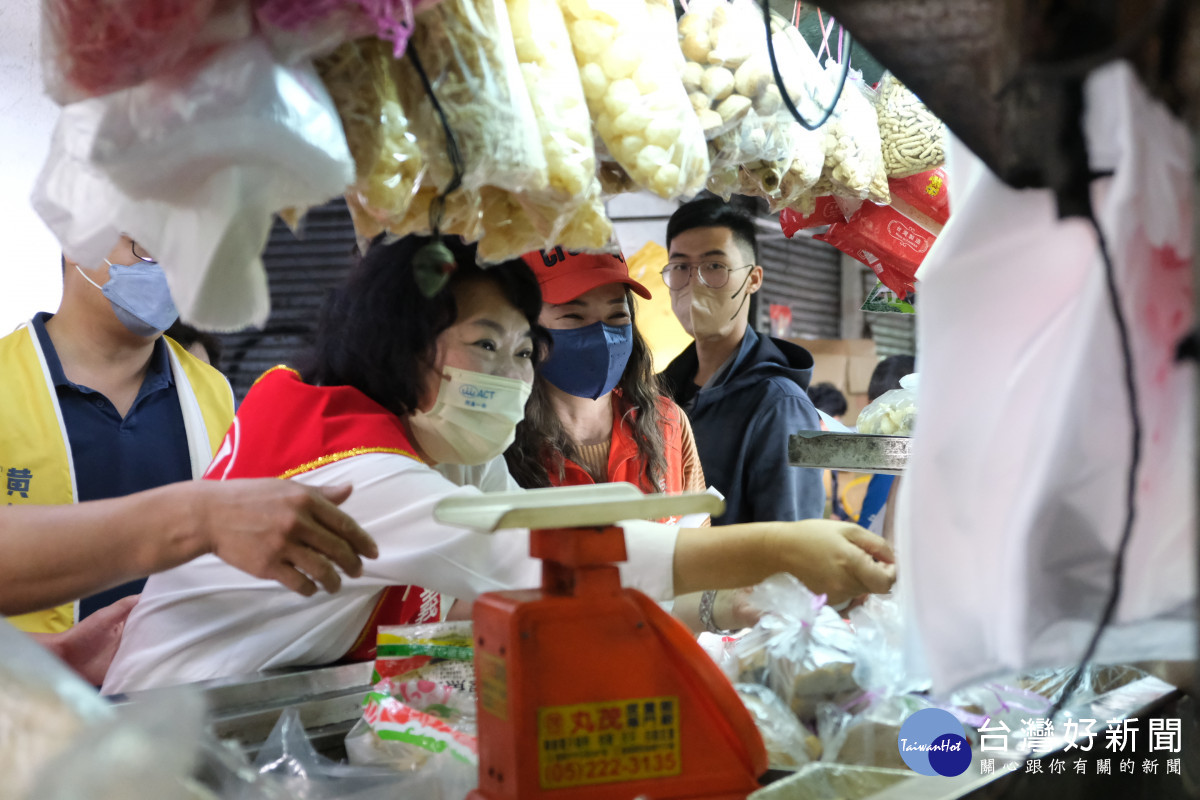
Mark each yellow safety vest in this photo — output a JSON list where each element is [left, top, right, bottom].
[[0, 322, 234, 633]]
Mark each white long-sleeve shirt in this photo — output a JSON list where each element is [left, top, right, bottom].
[[101, 454, 678, 694]]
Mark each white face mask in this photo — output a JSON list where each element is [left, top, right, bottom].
[[408, 365, 533, 466]]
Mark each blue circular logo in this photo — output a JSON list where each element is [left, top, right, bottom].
[[897, 708, 971, 776]]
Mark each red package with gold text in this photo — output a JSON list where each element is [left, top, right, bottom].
[[816, 202, 936, 299], [888, 167, 950, 228], [780, 197, 844, 237]]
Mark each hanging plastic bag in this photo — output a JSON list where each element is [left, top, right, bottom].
[[876, 72, 947, 179], [888, 167, 950, 229], [896, 62, 1196, 693], [316, 38, 425, 240], [40, 0, 253, 104], [394, 0, 547, 196], [780, 197, 844, 236], [31, 37, 354, 331], [562, 0, 709, 199], [856, 374, 917, 436], [487, 0, 611, 258], [816, 202, 934, 299], [677, 0, 762, 140], [823, 67, 889, 204]]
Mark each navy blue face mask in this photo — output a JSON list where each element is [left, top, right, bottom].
[[541, 321, 635, 400]]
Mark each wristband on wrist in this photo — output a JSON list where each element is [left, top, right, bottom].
[[698, 589, 724, 634]]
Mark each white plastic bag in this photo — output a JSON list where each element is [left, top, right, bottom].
[[896, 62, 1196, 693], [31, 38, 354, 331]]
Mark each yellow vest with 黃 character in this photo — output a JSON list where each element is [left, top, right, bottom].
[[0, 322, 234, 633]]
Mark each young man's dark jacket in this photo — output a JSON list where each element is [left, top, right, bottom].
[[659, 328, 825, 525]]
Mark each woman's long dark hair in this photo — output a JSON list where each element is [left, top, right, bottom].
[[302, 234, 548, 417], [505, 289, 667, 490]]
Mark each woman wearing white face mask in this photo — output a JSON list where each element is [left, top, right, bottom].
[[103, 235, 896, 694]]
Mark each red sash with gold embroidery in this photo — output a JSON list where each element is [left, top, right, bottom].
[[205, 366, 441, 661]]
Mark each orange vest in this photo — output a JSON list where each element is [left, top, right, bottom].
[[548, 394, 686, 500], [205, 366, 440, 662]]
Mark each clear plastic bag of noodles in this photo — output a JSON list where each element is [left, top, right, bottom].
[[493, 0, 611, 258], [395, 0, 548, 196], [316, 38, 425, 241], [562, 0, 709, 199], [875, 72, 947, 179]]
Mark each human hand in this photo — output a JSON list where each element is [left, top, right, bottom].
[[713, 587, 762, 631], [195, 480, 379, 596], [774, 520, 896, 606], [36, 595, 139, 686]]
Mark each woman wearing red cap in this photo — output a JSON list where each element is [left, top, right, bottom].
[[507, 247, 753, 631], [507, 247, 702, 500]]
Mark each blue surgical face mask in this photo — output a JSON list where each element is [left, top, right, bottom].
[[76, 260, 179, 337], [541, 321, 634, 400]]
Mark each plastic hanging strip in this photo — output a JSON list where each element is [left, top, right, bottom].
[[360, 0, 418, 57]]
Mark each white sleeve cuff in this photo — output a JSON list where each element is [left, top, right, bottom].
[[616, 520, 678, 601]]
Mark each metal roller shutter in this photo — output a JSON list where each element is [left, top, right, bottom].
[[755, 234, 842, 339], [215, 199, 358, 401]]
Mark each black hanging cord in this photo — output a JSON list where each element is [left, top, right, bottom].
[[1047, 214, 1143, 718], [1003, 211, 1143, 794], [406, 46, 464, 236], [761, 0, 851, 130]]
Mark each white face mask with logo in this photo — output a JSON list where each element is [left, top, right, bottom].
[[408, 365, 533, 466]]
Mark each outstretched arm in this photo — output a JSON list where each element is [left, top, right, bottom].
[[0, 479, 378, 616], [673, 518, 896, 606]]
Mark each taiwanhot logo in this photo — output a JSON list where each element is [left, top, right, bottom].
[[897, 708, 972, 777]]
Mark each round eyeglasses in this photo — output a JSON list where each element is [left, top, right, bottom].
[[130, 241, 157, 263], [660, 262, 753, 290]]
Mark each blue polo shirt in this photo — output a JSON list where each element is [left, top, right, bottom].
[[31, 312, 192, 619]]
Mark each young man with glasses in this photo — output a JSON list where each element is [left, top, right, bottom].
[[658, 198, 825, 526], [0, 236, 234, 636]]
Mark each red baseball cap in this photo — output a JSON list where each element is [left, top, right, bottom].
[[521, 247, 652, 305]]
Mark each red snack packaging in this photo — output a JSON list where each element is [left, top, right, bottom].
[[888, 167, 950, 228], [816, 202, 936, 299], [779, 196, 844, 237]]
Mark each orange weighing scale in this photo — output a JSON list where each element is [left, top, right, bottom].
[[435, 484, 769, 800]]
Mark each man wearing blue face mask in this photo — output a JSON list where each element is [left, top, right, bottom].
[[0, 236, 233, 636]]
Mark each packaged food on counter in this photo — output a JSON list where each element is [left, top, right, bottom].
[[345, 622, 479, 797], [316, 38, 425, 240], [562, 0, 710, 198], [856, 373, 917, 435], [876, 72, 947, 179], [736, 684, 821, 770], [817, 694, 933, 770], [730, 574, 861, 721], [395, 0, 547, 196], [373, 621, 476, 693]]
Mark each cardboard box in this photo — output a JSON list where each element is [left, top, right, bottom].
[[792, 339, 879, 398]]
